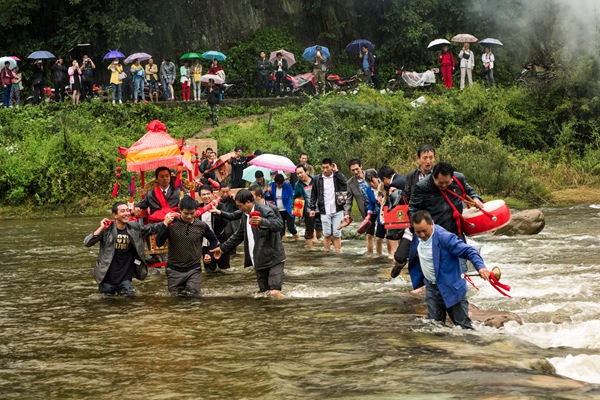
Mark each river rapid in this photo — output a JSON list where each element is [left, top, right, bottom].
[[1, 206, 600, 399]]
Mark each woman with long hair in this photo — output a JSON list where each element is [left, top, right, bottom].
[[68, 60, 82, 105]]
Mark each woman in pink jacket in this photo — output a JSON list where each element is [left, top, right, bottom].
[[68, 60, 82, 105]]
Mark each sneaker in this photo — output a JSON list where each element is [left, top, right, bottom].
[[112, 100, 115, 104], [390, 261, 406, 278], [142, 99, 148, 103], [134, 100, 138, 104], [119, 100, 122, 104]]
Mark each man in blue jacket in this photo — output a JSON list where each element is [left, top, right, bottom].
[[359, 45, 375, 85], [408, 210, 490, 329]]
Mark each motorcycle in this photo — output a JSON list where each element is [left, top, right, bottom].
[[220, 78, 249, 99], [25, 84, 108, 105], [268, 72, 294, 96], [385, 66, 438, 93], [515, 63, 558, 88], [326, 72, 362, 93]]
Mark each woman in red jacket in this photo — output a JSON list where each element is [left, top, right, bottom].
[[438, 45, 456, 89]]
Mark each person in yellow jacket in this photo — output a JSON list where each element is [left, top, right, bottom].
[[107, 58, 123, 104]]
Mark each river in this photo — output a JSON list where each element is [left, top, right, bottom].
[[1, 206, 600, 398]]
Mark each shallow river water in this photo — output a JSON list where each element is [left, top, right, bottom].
[[2, 206, 600, 399]]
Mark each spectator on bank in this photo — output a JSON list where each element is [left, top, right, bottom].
[[108, 58, 123, 104], [273, 52, 288, 96], [359, 45, 375, 85], [438, 45, 455, 89], [458, 43, 474, 90], [161, 58, 176, 101], [51, 58, 68, 102], [206, 79, 220, 128], [130, 59, 147, 104], [482, 47, 495, 89], [180, 61, 191, 101], [68, 60, 82, 106], [1, 61, 15, 108], [79, 54, 95, 102], [191, 59, 203, 101], [207, 59, 225, 82], [254, 51, 271, 97], [311, 46, 328, 95], [145, 58, 159, 103], [10, 66, 22, 107], [31, 60, 45, 105]]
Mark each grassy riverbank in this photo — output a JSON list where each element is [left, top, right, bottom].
[[0, 78, 599, 217]]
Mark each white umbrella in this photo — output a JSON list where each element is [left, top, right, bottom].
[[0, 57, 17, 70], [269, 50, 296, 68], [200, 74, 224, 85], [427, 39, 451, 52]]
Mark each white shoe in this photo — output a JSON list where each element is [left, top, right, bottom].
[[119, 100, 122, 104], [112, 100, 115, 104]]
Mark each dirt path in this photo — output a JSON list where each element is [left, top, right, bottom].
[[192, 113, 270, 138]]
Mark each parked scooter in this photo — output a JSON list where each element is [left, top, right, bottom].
[[326, 71, 362, 93], [385, 66, 438, 93]]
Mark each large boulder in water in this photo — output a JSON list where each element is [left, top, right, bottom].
[[494, 209, 545, 236]]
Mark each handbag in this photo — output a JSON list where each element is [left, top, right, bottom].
[[462, 51, 470, 60], [118, 71, 127, 80]]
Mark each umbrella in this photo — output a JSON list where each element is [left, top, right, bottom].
[[69, 44, 94, 61], [249, 154, 296, 173], [427, 39, 451, 52], [302, 45, 330, 62], [269, 49, 296, 68], [242, 166, 287, 183], [450, 34, 478, 43], [124, 52, 152, 64], [27, 50, 55, 59], [9, 56, 20, 61], [479, 38, 504, 47], [345, 39, 375, 53], [202, 51, 226, 61], [180, 52, 204, 60], [200, 74, 224, 85], [0, 57, 17, 70], [104, 49, 125, 60]]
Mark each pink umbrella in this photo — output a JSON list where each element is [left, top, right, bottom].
[[10, 56, 20, 61], [249, 154, 296, 173]]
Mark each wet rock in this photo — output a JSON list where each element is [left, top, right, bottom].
[[494, 209, 545, 236], [551, 314, 572, 324], [518, 359, 557, 374], [470, 307, 523, 328]]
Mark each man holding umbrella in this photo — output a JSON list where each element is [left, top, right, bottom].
[[31, 60, 45, 105], [311, 46, 327, 94], [273, 52, 288, 96], [359, 45, 375, 85]]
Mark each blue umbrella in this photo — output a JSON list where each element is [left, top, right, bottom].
[[242, 166, 287, 183], [202, 51, 227, 61], [302, 45, 331, 62], [27, 50, 55, 59], [104, 49, 126, 60], [346, 39, 375, 53], [479, 38, 504, 47]]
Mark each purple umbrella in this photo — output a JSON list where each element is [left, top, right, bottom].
[[104, 49, 126, 60], [124, 52, 152, 64]]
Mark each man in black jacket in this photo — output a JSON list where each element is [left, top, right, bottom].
[[31, 60, 45, 105], [228, 146, 247, 188], [212, 190, 285, 297], [134, 166, 180, 220], [255, 51, 270, 97], [51, 58, 68, 102], [309, 158, 348, 253], [409, 162, 483, 238], [206, 79, 220, 127], [404, 145, 435, 202]]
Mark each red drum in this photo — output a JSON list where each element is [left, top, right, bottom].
[[383, 205, 410, 229], [462, 199, 511, 236]]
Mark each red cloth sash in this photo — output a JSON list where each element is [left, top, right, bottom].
[[149, 186, 179, 222]]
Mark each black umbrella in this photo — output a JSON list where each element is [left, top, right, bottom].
[[69, 44, 94, 61]]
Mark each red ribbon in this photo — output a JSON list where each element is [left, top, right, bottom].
[[489, 274, 512, 298], [464, 274, 479, 290], [111, 181, 119, 198]]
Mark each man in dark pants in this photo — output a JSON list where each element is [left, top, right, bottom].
[[255, 51, 270, 98], [198, 185, 233, 272], [156, 196, 219, 296], [79, 54, 95, 102], [83, 202, 166, 296], [122, 64, 134, 102], [345, 158, 378, 254], [212, 190, 285, 297], [228, 146, 248, 188], [31, 60, 45, 105], [408, 210, 490, 329], [51, 58, 68, 102]]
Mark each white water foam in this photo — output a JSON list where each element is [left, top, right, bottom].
[[503, 320, 600, 349], [548, 354, 600, 384], [285, 284, 342, 298]]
